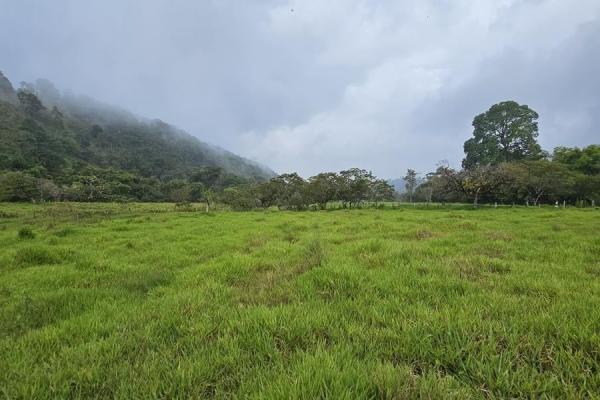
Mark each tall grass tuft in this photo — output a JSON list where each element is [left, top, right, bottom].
[[302, 238, 326, 271], [17, 227, 35, 239]]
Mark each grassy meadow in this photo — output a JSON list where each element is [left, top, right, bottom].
[[0, 203, 599, 398]]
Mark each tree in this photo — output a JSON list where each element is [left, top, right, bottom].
[[0, 171, 37, 201], [403, 169, 417, 203], [463, 101, 543, 169], [552, 145, 600, 175], [307, 172, 340, 209], [17, 89, 46, 116], [339, 168, 373, 207], [504, 160, 574, 205], [270, 173, 308, 210], [202, 188, 215, 212], [370, 179, 395, 205], [437, 164, 507, 207]]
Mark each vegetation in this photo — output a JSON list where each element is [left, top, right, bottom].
[[0, 203, 598, 398], [1, 68, 599, 398], [0, 72, 274, 203], [462, 101, 543, 169]]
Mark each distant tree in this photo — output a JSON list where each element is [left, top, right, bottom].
[[202, 188, 215, 212], [552, 145, 600, 175], [503, 160, 574, 205], [271, 173, 308, 210], [437, 164, 507, 207], [307, 172, 340, 209], [0, 171, 37, 201], [339, 168, 373, 207], [17, 89, 46, 116], [463, 101, 543, 169], [403, 169, 418, 203], [170, 186, 191, 204], [0, 71, 18, 104], [256, 180, 279, 208], [36, 178, 62, 202], [370, 179, 395, 205], [188, 182, 205, 202]]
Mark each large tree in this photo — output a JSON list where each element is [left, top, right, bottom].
[[463, 101, 543, 169]]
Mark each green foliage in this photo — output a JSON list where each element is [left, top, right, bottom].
[[553, 145, 600, 175], [0, 204, 598, 398], [0, 171, 37, 201], [17, 89, 45, 115], [463, 101, 543, 169], [0, 74, 274, 203], [222, 169, 396, 211], [403, 168, 417, 202], [17, 227, 35, 239]]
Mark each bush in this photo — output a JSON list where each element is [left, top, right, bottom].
[[17, 227, 35, 239]]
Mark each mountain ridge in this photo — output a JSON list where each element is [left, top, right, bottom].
[[0, 71, 275, 201]]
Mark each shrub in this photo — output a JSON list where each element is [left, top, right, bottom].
[[17, 227, 35, 239]]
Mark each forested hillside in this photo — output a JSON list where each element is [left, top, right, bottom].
[[0, 71, 274, 202]]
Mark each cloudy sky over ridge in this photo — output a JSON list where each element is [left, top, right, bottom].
[[1, 0, 599, 177]]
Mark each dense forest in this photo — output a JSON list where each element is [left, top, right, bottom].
[[0, 71, 274, 202]]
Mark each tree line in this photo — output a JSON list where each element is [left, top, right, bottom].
[[1, 80, 598, 209], [410, 101, 599, 207], [220, 169, 395, 210], [217, 101, 598, 210]]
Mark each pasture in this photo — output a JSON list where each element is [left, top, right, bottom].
[[0, 203, 599, 398]]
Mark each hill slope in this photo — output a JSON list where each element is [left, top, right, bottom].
[[0, 71, 274, 201]]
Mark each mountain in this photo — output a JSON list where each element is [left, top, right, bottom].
[[0, 72, 274, 201], [388, 177, 426, 193], [387, 178, 406, 193]]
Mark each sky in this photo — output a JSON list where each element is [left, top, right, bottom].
[[1, 0, 599, 178]]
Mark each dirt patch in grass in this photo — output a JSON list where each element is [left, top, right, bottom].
[[244, 235, 269, 253], [487, 230, 513, 242], [451, 256, 511, 281], [415, 230, 435, 240], [584, 264, 600, 277], [234, 265, 293, 306]]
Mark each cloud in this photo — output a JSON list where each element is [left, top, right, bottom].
[[1, 0, 599, 177]]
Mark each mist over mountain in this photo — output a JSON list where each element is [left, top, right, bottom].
[[0, 71, 274, 201]]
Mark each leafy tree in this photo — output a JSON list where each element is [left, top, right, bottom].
[[437, 164, 507, 207], [370, 179, 395, 204], [222, 186, 261, 210], [503, 161, 574, 205], [0, 171, 37, 201], [307, 172, 340, 209], [339, 168, 373, 207], [17, 89, 45, 116], [202, 188, 215, 212], [403, 169, 417, 202], [271, 173, 308, 210], [552, 145, 600, 175], [463, 101, 543, 169]]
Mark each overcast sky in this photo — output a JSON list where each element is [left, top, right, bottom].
[[1, 0, 599, 178]]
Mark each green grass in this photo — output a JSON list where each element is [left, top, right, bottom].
[[0, 202, 599, 399]]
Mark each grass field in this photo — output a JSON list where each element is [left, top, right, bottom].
[[0, 203, 599, 399]]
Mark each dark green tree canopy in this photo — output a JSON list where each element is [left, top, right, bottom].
[[552, 145, 600, 175], [463, 101, 543, 169]]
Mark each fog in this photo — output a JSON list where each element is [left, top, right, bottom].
[[2, 0, 599, 178]]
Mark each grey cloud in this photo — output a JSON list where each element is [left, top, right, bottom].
[[1, 0, 598, 178]]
